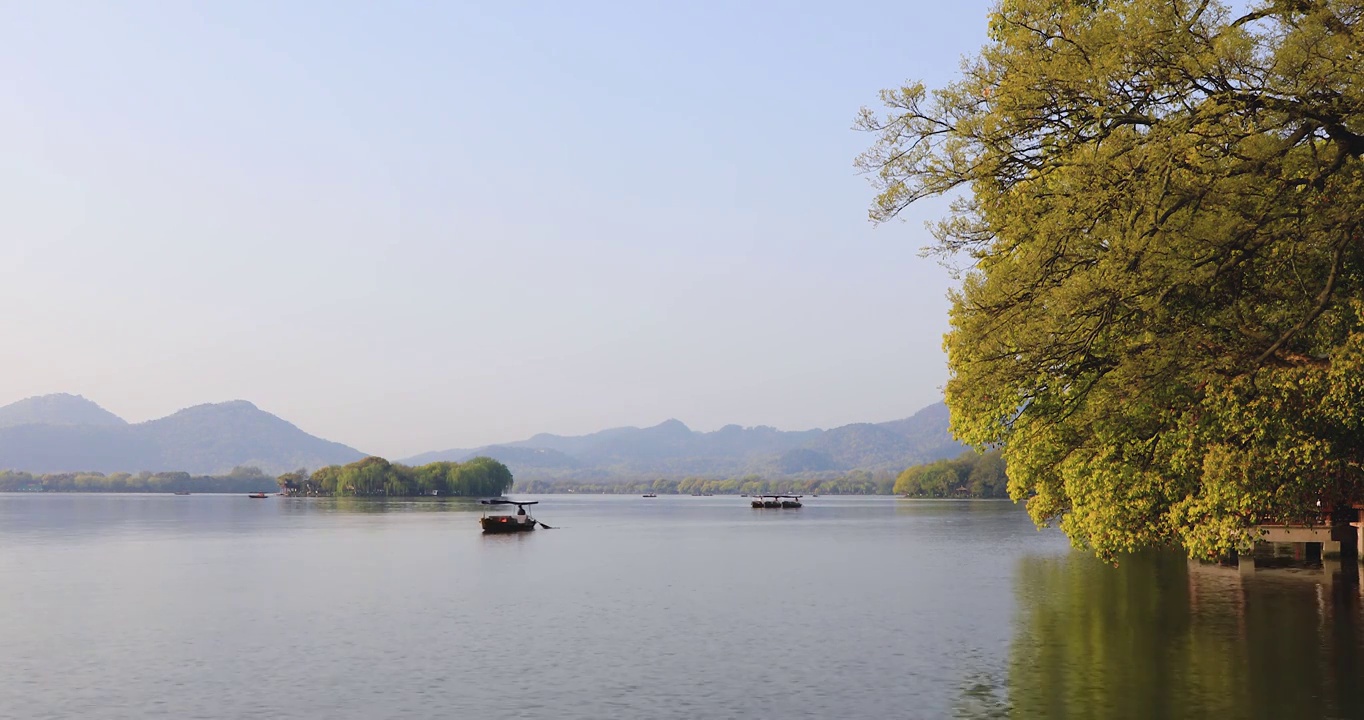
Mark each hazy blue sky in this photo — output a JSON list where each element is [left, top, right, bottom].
[[3, 1, 994, 457]]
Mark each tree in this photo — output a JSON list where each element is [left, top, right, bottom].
[[311, 465, 342, 495], [288, 457, 512, 498], [858, 0, 1364, 558], [967, 451, 1008, 498], [277, 468, 309, 496], [448, 457, 514, 497], [895, 450, 1010, 498], [414, 462, 451, 495], [652, 478, 679, 494]]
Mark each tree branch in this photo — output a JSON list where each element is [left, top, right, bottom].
[[1254, 242, 1345, 365]]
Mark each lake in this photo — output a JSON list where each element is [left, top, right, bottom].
[[1, 494, 1361, 719]]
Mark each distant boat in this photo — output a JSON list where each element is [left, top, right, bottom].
[[750, 494, 802, 509], [247, 492, 268, 499], [173, 491, 191, 496], [642, 493, 657, 498]]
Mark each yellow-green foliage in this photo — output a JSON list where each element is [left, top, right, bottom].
[[859, 0, 1364, 558]]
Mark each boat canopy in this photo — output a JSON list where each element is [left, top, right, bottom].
[[480, 498, 539, 506]]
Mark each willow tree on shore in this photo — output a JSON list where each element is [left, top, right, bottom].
[[858, 0, 1364, 558]]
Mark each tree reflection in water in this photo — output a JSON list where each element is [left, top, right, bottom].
[[998, 551, 1364, 720], [277, 496, 488, 516], [952, 672, 1010, 719]]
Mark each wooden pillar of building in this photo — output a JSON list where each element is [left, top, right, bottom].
[[1332, 510, 1360, 591], [1351, 505, 1364, 562]]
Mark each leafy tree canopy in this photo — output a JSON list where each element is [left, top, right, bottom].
[[895, 449, 1009, 498], [858, 0, 1364, 558], [285, 456, 514, 498]]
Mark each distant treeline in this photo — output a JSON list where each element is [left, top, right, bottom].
[[0, 457, 516, 498], [515, 471, 897, 496], [278, 456, 512, 497], [0, 466, 277, 493], [893, 449, 1008, 498]]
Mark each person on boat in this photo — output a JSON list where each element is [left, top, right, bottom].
[[516, 506, 528, 523]]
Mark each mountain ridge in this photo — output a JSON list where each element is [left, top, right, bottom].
[[0, 393, 127, 428], [0, 393, 963, 480], [402, 402, 964, 480], [0, 395, 365, 475]]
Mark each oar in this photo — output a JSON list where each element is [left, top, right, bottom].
[[537, 521, 555, 529]]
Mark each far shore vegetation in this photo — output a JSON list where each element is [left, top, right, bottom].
[[513, 471, 897, 496], [0, 456, 515, 497], [516, 455, 1010, 498], [0, 453, 1014, 498], [279, 456, 512, 497], [893, 449, 1007, 499], [0, 465, 281, 494]]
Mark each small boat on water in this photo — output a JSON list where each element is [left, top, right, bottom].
[[479, 498, 547, 533], [751, 494, 802, 509], [247, 492, 268, 499], [173, 491, 191, 496], [642, 493, 657, 498]]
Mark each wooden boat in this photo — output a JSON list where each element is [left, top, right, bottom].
[[479, 498, 544, 533], [750, 494, 802, 509], [247, 493, 268, 499]]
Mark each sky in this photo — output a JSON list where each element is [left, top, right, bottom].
[[2, 0, 996, 458]]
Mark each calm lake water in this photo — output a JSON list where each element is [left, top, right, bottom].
[[1, 494, 1362, 719]]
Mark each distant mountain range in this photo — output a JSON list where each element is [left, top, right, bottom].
[[0, 394, 365, 475], [402, 403, 965, 480], [0, 393, 965, 479]]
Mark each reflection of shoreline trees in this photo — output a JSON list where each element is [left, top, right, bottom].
[[279, 456, 512, 498], [1008, 553, 1362, 719], [951, 673, 1010, 720]]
